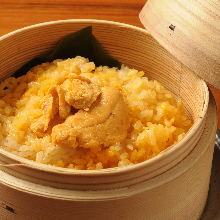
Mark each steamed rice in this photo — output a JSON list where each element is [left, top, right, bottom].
[[0, 56, 191, 169]]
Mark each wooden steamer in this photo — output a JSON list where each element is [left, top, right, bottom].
[[0, 1, 219, 218], [139, 0, 220, 90]]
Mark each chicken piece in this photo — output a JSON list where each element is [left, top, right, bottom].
[[30, 89, 58, 135], [60, 76, 101, 111], [52, 87, 130, 149], [56, 86, 71, 119], [51, 124, 77, 148], [30, 116, 46, 137], [42, 90, 58, 130]]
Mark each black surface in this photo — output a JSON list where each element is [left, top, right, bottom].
[[14, 26, 121, 78], [201, 147, 220, 220]]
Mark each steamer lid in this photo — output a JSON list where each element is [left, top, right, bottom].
[[139, 0, 220, 89]]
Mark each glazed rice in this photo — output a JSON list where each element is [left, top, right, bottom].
[[0, 56, 191, 169]]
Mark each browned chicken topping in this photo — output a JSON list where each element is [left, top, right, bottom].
[[31, 77, 101, 135], [30, 90, 58, 135], [52, 124, 77, 148], [31, 76, 129, 148], [60, 76, 101, 111], [56, 86, 71, 119], [51, 87, 130, 149]]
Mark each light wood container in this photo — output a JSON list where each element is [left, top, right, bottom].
[[139, 0, 220, 90], [0, 20, 217, 220]]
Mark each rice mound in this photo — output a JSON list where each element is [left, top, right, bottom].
[[0, 56, 191, 170]]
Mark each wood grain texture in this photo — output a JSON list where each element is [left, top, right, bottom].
[[0, 0, 145, 36], [140, 0, 220, 90]]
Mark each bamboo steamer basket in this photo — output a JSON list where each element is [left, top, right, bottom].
[[139, 0, 220, 90], [0, 19, 217, 220]]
